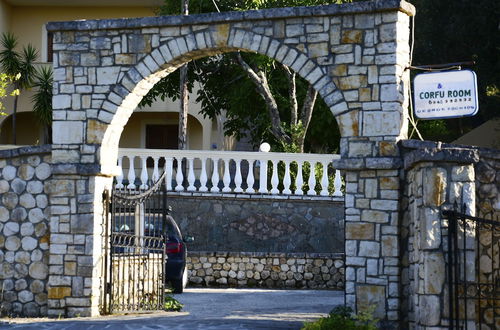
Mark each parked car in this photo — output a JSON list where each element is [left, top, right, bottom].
[[162, 213, 194, 293]]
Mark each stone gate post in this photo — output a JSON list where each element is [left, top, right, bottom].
[[400, 140, 479, 328]]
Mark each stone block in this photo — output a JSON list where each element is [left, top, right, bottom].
[[357, 285, 386, 318], [345, 223, 374, 240], [47, 286, 71, 299], [358, 241, 380, 257], [361, 210, 388, 223], [53, 121, 84, 144], [362, 111, 401, 136], [451, 165, 474, 182], [341, 30, 363, 43], [419, 295, 440, 326], [423, 167, 447, 207], [96, 67, 120, 85], [381, 236, 398, 257]]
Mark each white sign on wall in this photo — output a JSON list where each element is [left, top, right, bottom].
[[413, 70, 478, 119]]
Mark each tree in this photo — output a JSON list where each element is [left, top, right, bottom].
[[31, 66, 53, 144], [0, 73, 19, 116], [0, 32, 38, 144], [408, 0, 500, 142], [141, 0, 345, 153]]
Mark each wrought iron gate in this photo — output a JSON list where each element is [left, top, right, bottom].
[[101, 173, 168, 314], [443, 206, 500, 329]]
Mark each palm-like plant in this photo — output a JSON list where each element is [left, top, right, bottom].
[[0, 32, 38, 144], [31, 66, 53, 144]]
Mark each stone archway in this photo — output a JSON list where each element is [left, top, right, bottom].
[[45, 0, 415, 322]]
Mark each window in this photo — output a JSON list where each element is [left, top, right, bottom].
[[47, 32, 53, 63]]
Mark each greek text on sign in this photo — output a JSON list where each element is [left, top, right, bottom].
[[413, 70, 478, 119]]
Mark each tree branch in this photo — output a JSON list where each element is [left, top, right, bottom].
[[235, 53, 291, 144], [282, 64, 298, 126], [296, 84, 318, 152]]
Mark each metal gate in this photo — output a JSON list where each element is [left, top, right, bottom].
[[443, 206, 500, 329], [101, 172, 168, 314]]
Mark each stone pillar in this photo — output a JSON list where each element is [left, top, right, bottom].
[[400, 141, 479, 328], [46, 168, 112, 317], [341, 160, 402, 326]]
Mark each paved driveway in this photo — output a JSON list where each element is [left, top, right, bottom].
[[1, 288, 344, 329]]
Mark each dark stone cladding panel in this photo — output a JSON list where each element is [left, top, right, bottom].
[[46, 0, 415, 32], [0, 144, 51, 159]]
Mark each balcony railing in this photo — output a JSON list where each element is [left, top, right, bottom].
[[116, 148, 343, 197]]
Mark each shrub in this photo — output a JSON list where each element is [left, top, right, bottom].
[[302, 305, 378, 330]]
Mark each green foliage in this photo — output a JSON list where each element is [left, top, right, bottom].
[[164, 294, 183, 311], [0, 32, 39, 143], [409, 0, 500, 142], [31, 66, 53, 126], [0, 33, 38, 90], [140, 0, 346, 153], [302, 305, 378, 330], [0, 73, 19, 116]]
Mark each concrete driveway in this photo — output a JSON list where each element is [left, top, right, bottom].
[[1, 288, 344, 329]]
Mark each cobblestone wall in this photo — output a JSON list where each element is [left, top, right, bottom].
[[0, 145, 52, 317], [168, 194, 344, 253], [187, 251, 344, 290]]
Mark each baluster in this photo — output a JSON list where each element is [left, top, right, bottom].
[[258, 159, 268, 193], [320, 161, 329, 196], [234, 159, 243, 193], [333, 169, 343, 197], [222, 158, 231, 192], [270, 160, 279, 194], [175, 157, 184, 191], [139, 156, 149, 189], [187, 157, 196, 191], [199, 157, 208, 192], [152, 156, 160, 182], [245, 159, 255, 193], [282, 160, 292, 195], [307, 161, 316, 195], [295, 161, 304, 195], [210, 158, 220, 192], [165, 157, 173, 191], [115, 156, 124, 189], [127, 155, 136, 190]]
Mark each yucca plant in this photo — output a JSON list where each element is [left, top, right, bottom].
[[31, 66, 53, 144], [0, 32, 38, 144]]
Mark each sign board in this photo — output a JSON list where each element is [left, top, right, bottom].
[[413, 70, 478, 119]]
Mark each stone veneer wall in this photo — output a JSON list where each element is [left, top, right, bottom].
[[167, 194, 344, 253], [187, 251, 344, 289], [0, 145, 52, 317]]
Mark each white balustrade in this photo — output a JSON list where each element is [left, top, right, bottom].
[[116, 148, 343, 197]]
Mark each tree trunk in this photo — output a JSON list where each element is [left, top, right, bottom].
[[12, 93, 18, 144], [296, 85, 318, 153], [235, 53, 292, 145], [178, 0, 189, 150]]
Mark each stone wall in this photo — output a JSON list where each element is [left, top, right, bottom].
[[0, 145, 52, 317], [187, 251, 344, 290], [168, 194, 344, 253], [475, 149, 500, 219]]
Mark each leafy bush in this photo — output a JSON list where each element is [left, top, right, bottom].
[[164, 295, 183, 312], [302, 305, 378, 330]]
